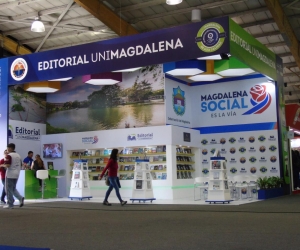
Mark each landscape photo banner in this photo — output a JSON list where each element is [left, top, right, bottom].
[[7, 16, 230, 85]]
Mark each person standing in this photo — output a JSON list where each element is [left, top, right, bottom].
[[99, 149, 127, 206], [23, 151, 34, 170], [0, 150, 8, 204], [31, 154, 46, 191], [2, 143, 24, 209]]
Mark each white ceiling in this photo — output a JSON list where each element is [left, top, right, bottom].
[[0, 0, 299, 102]]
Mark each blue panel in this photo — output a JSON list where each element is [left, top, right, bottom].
[[0, 58, 8, 151], [194, 122, 276, 134]]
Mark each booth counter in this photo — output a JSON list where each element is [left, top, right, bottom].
[[0, 170, 58, 199]]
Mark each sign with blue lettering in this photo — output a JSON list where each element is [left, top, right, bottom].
[[6, 16, 230, 85]]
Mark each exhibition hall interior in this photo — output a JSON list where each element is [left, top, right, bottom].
[[0, 1, 300, 249]]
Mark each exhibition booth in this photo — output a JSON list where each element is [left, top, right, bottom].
[[0, 16, 289, 201]]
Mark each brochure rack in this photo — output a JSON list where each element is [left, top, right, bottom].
[[206, 152, 232, 204], [69, 159, 92, 200], [130, 159, 156, 203]]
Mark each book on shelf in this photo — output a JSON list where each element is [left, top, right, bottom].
[[187, 172, 192, 179], [158, 156, 164, 161], [154, 165, 159, 170], [213, 172, 220, 179], [91, 167, 96, 172], [128, 173, 134, 179], [150, 166, 154, 170], [83, 172, 88, 179], [149, 156, 154, 162], [163, 146, 166, 152], [90, 150, 96, 156], [177, 171, 180, 179], [103, 157, 109, 163], [47, 162, 54, 170], [120, 174, 127, 180], [212, 161, 221, 169], [146, 173, 151, 179], [213, 182, 220, 190], [153, 156, 159, 162], [103, 149, 109, 155], [163, 165, 167, 170], [83, 181, 88, 188], [95, 150, 100, 156], [95, 158, 100, 164], [157, 146, 163, 152], [151, 172, 156, 180], [136, 180, 143, 189], [136, 172, 143, 179], [151, 147, 157, 153], [147, 181, 152, 189], [124, 165, 129, 171], [158, 165, 163, 170], [100, 166, 105, 171], [156, 172, 162, 180], [96, 166, 101, 172], [74, 171, 80, 179], [162, 173, 167, 180], [73, 163, 81, 170], [223, 161, 227, 169], [138, 148, 144, 154], [93, 176, 98, 180], [133, 148, 139, 154], [180, 172, 185, 179], [224, 181, 229, 189]]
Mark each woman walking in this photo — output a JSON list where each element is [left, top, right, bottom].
[[99, 149, 127, 206]]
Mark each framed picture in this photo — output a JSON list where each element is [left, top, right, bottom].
[[183, 132, 191, 142], [47, 162, 54, 170]]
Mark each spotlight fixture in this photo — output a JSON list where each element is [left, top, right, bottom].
[[166, 0, 182, 5], [191, 9, 201, 22], [24, 81, 60, 93], [82, 72, 122, 85], [31, 16, 45, 32]]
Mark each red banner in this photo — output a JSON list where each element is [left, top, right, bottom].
[[286, 104, 300, 130]]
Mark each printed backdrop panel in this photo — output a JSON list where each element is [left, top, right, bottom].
[[199, 130, 280, 179], [192, 76, 276, 127], [165, 77, 193, 128]]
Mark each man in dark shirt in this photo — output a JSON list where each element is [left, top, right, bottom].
[[23, 151, 33, 169]]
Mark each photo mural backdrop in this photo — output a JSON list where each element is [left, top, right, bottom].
[[46, 65, 165, 134], [165, 75, 280, 178], [8, 85, 46, 123]]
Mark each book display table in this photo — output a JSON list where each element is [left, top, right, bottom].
[[130, 159, 156, 203], [206, 156, 232, 204], [69, 159, 92, 200]]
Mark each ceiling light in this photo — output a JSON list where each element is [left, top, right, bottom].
[[214, 56, 255, 76], [49, 77, 72, 81], [31, 16, 45, 33], [163, 60, 206, 76], [24, 81, 60, 93], [166, 0, 182, 5], [113, 67, 142, 72], [191, 9, 201, 22], [82, 72, 122, 85]]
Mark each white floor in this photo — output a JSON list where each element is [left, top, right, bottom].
[[10, 196, 261, 206]]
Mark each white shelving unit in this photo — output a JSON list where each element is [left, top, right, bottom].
[[69, 159, 92, 200], [206, 156, 232, 204], [130, 159, 156, 203]]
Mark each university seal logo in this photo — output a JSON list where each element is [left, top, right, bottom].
[[243, 85, 272, 115], [195, 22, 226, 53], [173, 86, 185, 116], [10, 58, 28, 81]]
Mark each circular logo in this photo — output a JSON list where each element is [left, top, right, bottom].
[[196, 22, 225, 53], [269, 145, 277, 152], [230, 167, 238, 174], [201, 139, 208, 145], [250, 167, 257, 174], [258, 135, 266, 142], [259, 146, 266, 153], [240, 157, 246, 164], [229, 137, 236, 144], [249, 156, 257, 163], [241, 188, 247, 194], [260, 166, 268, 173], [230, 147, 236, 154], [10, 58, 28, 81], [249, 136, 255, 143], [210, 148, 215, 155], [270, 156, 277, 163], [202, 149, 208, 155], [202, 168, 209, 175], [239, 146, 246, 153], [220, 138, 226, 144]]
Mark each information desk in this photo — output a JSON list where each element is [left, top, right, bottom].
[[0, 170, 58, 199]]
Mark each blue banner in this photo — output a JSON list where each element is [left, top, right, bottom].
[[6, 16, 229, 85], [0, 58, 8, 151]]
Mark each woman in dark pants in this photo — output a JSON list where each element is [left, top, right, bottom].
[[99, 149, 127, 206], [0, 150, 7, 204]]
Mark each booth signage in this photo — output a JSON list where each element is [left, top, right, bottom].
[[6, 17, 230, 85], [0, 58, 8, 151]]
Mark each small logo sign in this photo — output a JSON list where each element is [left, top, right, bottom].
[[230, 158, 237, 164], [259, 157, 267, 163], [249, 156, 257, 163], [240, 167, 247, 174], [268, 135, 276, 141], [82, 136, 98, 144], [249, 147, 256, 153], [210, 139, 217, 144], [238, 137, 245, 143], [220, 138, 226, 144], [259, 146, 266, 153], [249, 136, 255, 143], [127, 134, 136, 141], [11, 58, 28, 81], [229, 137, 236, 144], [201, 139, 208, 145], [270, 156, 277, 163], [202, 149, 208, 155], [202, 159, 209, 164], [173, 86, 185, 116], [210, 148, 216, 155], [269, 145, 277, 152], [239, 146, 246, 153], [240, 157, 246, 164], [202, 168, 209, 175], [270, 167, 278, 173], [250, 167, 257, 174], [260, 166, 268, 173], [229, 147, 236, 154], [230, 167, 238, 174], [258, 135, 266, 142]]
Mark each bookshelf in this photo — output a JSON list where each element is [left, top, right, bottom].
[[70, 145, 167, 181], [69, 159, 92, 200], [206, 156, 232, 204], [176, 147, 195, 179]]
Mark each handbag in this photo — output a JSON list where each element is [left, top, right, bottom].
[[105, 177, 110, 186]]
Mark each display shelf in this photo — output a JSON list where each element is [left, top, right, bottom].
[[176, 153, 195, 157], [176, 161, 195, 164], [176, 147, 195, 180]]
